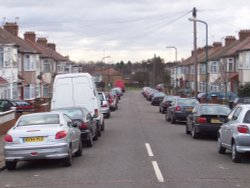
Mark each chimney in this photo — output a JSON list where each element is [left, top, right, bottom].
[[37, 38, 47, 46], [4, 22, 19, 36], [24, 32, 36, 42], [239, 30, 250, 41], [212, 42, 222, 48], [225, 36, 236, 46], [47, 43, 56, 51], [197, 48, 203, 54]]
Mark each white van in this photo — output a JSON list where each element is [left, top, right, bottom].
[[51, 73, 104, 134]]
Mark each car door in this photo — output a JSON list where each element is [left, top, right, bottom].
[[223, 107, 242, 147], [63, 114, 79, 152]]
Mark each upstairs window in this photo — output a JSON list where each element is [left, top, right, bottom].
[[4, 47, 12, 67], [227, 58, 234, 72], [0, 47, 3, 67], [43, 60, 51, 73], [211, 62, 218, 73]]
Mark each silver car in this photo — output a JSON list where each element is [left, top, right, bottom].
[[218, 104, 250, 163], [98, 91, 111, 118], [4, 112, 82, 170]]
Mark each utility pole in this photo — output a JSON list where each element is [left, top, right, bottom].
[[192, 7, 198, 99]]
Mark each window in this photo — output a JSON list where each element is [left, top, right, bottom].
[[43, 84, 50, 97], [24, 84, 35, 100], [4, 47, 12, 67], [43, 60, 51, 72], [191, 65, 195, 75], [211, 62, 217, 73], [199, 64, 206, 74], [0, 47, 3, 67], [227, 58, 234, 72]]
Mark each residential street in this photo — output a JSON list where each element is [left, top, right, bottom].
[[1, 90, 250, 188]]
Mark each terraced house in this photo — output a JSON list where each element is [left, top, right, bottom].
[[0, 22, 80, 101], [172, 30, 250, 96]]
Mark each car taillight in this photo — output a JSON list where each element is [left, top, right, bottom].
[[197, 117, 207, 123], [102, 104, 108, 107], [79, 123, 88, 129], [175, 106, 181, 111], [55, 131, 67, 139], [237, 125, 249, 134], [4, 134, 13, 142]]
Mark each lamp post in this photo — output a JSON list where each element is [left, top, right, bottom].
[[189, 17, 209, 97], [101, 56, 110, 90]]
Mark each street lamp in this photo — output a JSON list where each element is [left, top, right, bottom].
[[166, 46, 177, 62], [189, 18, 209, 97], [100, 56, 110, 90]]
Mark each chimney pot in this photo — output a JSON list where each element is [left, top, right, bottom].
[[225, 36, 236, 46], [4, 22, 19, 36], [37, 38, 48, 46], [24, 32, 36, 42], [47, 43, 56, 51]]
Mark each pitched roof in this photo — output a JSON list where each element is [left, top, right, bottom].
[[0, 27, 38, 54], [25, 39, 68, 61]]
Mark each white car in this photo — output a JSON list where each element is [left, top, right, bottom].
[[4, 112, 82, 170], [218, 104, 250, 163]]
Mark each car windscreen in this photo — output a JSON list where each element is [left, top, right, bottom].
[[243, 110, 250, 123], [178, 99, 198, 106], [200, 105, 231, 115], [55, 109, 83, 119], [17, 114, 60, 126]]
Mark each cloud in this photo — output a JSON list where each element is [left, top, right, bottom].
[[1, 0, 250, 62]]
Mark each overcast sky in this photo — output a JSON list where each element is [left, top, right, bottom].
[[1, 0, 250, 63]]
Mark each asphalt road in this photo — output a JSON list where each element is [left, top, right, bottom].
[[1, 90, 250, 188]]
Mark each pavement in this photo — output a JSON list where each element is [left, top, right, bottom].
[[0, 135, 5, 171]]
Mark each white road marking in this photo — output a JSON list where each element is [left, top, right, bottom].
[[145, 143, 154, 157], [152, 161, 164, 183]]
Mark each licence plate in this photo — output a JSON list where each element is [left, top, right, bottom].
[[186, 108, 193, 112], [211, 119, 221, 124], [24, 137, 44, 142]]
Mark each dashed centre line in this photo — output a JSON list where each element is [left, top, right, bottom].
[[145, 143, 164, 183], [152, 161, 165, 183], [145, 143, 154, 157]]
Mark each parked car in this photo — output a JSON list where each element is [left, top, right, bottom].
[[151, 92, 166, 106], [98, 91, 111, 118], [111, 87, 123, 100], [233, 97, 250, 107], [159, 96, 179, 113], [52, 107, 98, 147], [0, 99, 33, 113], [186, 104, 231, 138], [105, 92, 118, 111], [217, 104, 250, 163], [146, 89, 159, 101], [165, 98, 199, 124], [198, 91, 238, 103], [4, 112, 82, 170]]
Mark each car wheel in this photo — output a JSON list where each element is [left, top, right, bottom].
[[191, 126, 199, 139], [75, 140, 83, 157], [86, 131, 94, 147], [186, 123, 191, 135], [232, 142, 241, 163], [106, 112, 111, 119], [170, 114, 176, 124], [165, 113, 170, 122], [101, 120, 105, 131], [6, 161, 17, 170], [63, 147, 73, 167], [217, 136, 226, 154]]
